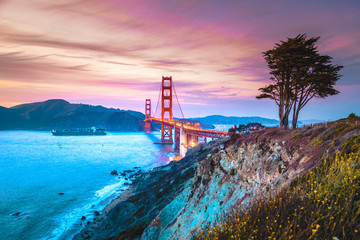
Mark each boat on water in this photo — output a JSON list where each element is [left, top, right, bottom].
[[52, 127, 107, 136]]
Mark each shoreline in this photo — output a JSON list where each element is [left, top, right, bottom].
[[0, 131, 172, 240], [73, 120, 360, 239], [72, 143, 211, 240], [53, 168, 144, 240]]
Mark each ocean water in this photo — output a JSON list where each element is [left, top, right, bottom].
[[0, 131, 172, 240]]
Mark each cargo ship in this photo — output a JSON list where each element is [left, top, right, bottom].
[[52, 127, 107, 136]]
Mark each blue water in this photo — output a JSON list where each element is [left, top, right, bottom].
[[0, 131, 172, 240]]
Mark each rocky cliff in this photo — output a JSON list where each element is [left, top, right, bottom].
[[75, 117, 359, 240]]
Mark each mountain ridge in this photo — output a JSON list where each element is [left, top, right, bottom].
[[0, 99, 322, 131], [0, 99, 146, 131], [188, 115, 280, 126]]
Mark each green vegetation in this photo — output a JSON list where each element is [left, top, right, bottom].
[[347, 113, 359, 121], [315, 116, 359, 144], [196, 133, 360, 240], [290, 133, 302, 140], [311, 138, 324, 147], [256, 34, 343, 129]]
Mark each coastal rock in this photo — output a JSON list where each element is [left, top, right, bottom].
[[110, 170, 118, 175], [74, 124, 359, 240], [58, 192, 64, 195]]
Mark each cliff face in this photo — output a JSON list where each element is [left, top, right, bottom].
[[75, 119, 359, 240], [140, 134, 314, 240]]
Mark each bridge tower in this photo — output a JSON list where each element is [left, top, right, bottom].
[[144, 99, 151, 133], [160, 76, 173, 143]]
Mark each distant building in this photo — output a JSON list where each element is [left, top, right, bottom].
[[228, 122, 265, 133]]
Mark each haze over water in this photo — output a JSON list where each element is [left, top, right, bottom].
[[0, 131, 172, 240]]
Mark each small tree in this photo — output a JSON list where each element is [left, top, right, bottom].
[[257, 34, 343, 129]]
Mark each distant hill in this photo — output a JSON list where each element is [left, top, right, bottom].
[[1, 100, 322, 131], [0, 99, 148, 131], [299, 119, 326, 125], [0, 106, 28, 129], [188, 115, 280, 126]]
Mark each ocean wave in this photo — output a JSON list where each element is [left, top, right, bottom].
[[95, 181, 123, 198], [44, 179, 126, 240]]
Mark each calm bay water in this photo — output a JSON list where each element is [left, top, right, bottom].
[[0, 131, 172, 240]]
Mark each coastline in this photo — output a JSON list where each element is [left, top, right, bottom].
[[52, 178, 129, 240], [74, 121, 360, 240], [0, 131, 171, 240], [72, 145, 204, 240]]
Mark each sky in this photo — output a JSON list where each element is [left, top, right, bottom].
[[0, 0, 359, 120]]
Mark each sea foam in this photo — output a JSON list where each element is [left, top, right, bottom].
[[44, 179, 126, 240]]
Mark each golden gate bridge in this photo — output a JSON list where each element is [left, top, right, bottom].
[[144, 76, 230, 156]]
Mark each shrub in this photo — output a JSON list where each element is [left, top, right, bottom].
[[290, 133, 302, 140], [347, 113, 358, 120], [311, 138, 324, 147], [195, 134, 360, 240]]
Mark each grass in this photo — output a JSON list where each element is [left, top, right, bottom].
[[195, 133, 360, 240], [311, 138, 324, 147], [290, 133, 302, 140]]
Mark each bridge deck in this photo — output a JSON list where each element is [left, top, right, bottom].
[[145, 118, 230, 138]]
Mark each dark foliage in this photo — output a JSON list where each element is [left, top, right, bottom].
[[257, 34, 343, 129]]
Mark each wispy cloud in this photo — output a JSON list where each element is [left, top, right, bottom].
[[0, 0, 359, 118]]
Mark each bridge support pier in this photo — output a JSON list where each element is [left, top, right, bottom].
[[174, 127, 180, 151], [144, 76, 230, 156], [160, 76, 173, 144], [144, 99, 151, 133], [189, 135, 198, 146], [179, 126, 188, 157]]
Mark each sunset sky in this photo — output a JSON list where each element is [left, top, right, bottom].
[[1, 0, 359, 120]]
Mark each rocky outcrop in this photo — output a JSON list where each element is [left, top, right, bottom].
[[74, 120, 359, 240], [140, 136, 312, 240]]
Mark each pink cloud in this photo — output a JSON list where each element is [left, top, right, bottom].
[[0, 0, 359, 119]]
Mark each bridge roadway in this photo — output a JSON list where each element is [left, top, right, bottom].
[[145, 118, 230, 139]]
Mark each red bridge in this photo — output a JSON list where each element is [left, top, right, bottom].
[[144, 76, 230, 156]]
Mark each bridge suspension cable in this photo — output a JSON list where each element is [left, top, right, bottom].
[[172, 80, 185, 120], [152, 84, 162, 118]]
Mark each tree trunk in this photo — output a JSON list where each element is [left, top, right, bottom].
[[279, 111, 289, 129], [292, 107, 301, 129], [292, 100, 298, 129], [283, 113, 289, 129], [278, 100, 285, 128]]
